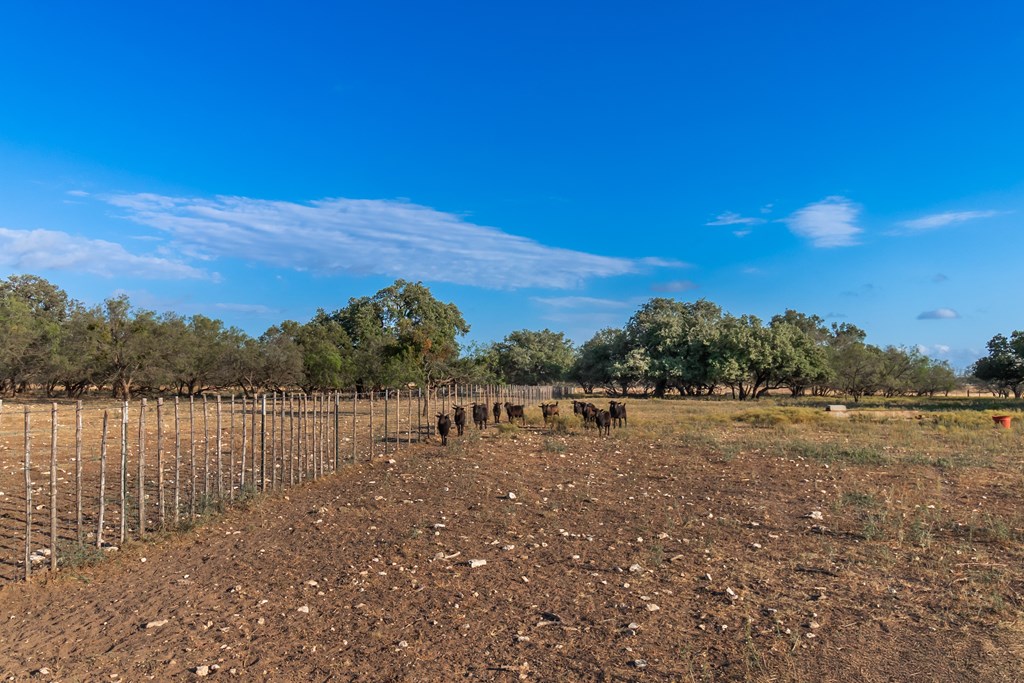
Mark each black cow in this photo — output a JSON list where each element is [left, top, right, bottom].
[[595, 409, 611, 436], [540, 401, 559, 424], [436, 413, 452, 446], [573, 400, 586, 418], [609, 401, 627, 428], [504, 402, 526, 426], [453, 405, 467, 436], [493, 401, 502, 424], [471, 403, 488, 430]]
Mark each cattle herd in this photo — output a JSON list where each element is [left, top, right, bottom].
[[435, 399, 627, 445]]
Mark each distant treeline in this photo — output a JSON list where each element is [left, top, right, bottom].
[[0, 274, 1013, 401]]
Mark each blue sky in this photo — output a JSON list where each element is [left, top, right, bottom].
[[2, 2, 1023, 370]]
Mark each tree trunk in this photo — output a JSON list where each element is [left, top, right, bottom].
[[653, 379, 668, 399]]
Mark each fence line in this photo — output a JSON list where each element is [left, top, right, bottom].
[[0, 384, 554, 583]]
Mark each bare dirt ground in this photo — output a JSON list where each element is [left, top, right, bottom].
[[0, 406, 1022, 682]]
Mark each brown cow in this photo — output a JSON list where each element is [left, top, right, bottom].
[[504, 402, 526, 426]]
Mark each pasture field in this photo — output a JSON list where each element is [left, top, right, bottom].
[[0, 397, 1022, 681]]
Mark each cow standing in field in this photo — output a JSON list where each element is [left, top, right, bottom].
[[573, 400, 586, 418], [609, 401, 627, 428], [540, 402, 559, 425], [504, 402, 526, 426], [437, 413, 452, 446], [580, 402, 598, 428], [471, 403, 488, 430], [493, 402, 502, 424], [595, 409, 611, 436], [453, 405, 467, 436]]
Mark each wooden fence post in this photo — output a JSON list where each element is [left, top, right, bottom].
[[240, 395, 248, 493], [250, 394, 258, 489], [97, 411, 108, 548], [270, 393, 277, 489], [157, 398, 165, 529], [312, 394, 319, 480], [321, 393, 327, 474], [289, 394, 296, 486], [282, 393, 289, 482], [76, 400, 83, 545], [297, 395, 304, 481], [49, 404, 58, 571], [189, 396, 196, 520], [229, 395, 235, 502], [174, 397, 180, 525], [203, 395, 210, 501], [260, 395, 267, 492], [217, 395, 224, 502], [24, 407, 31, 581], [315, 393, 320, 476], [138, 398, 146, 541], [120, 401, 128, 543]]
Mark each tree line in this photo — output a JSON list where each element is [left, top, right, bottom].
[[0, 275, 467, 399], [0, 273, 1000, 401], [484, 299, 962, 401]]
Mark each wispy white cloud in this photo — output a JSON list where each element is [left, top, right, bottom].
[[531, 296, 631, 309], [783, 196, 862, 247], [650, 279, 698, 293], [639, 256, 690, 268], [105, 193, 677, 290], [898, 210, 1002, 231], [917, 308, 960, 320], [0, 227, 214, 280], [706, 211, 766, 227], [916, 343, 952, 356], [66, 190, 90, 197]]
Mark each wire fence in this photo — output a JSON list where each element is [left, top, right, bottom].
[[0, 384, 560, 583]]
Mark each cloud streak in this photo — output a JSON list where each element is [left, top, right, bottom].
[[917, 308, 960, 320], [898, 210, 1001, 231], [0, 227, 213, 280], [531, 296, 632, 309], [783, 196, 862, 247], [706, 211, 765, 226], [106, 193, 680, 290]]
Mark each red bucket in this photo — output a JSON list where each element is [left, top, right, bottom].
[[993, 415, 1013, 429]]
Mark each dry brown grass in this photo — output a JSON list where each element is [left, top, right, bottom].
[[0, 396, 1021, 681]]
